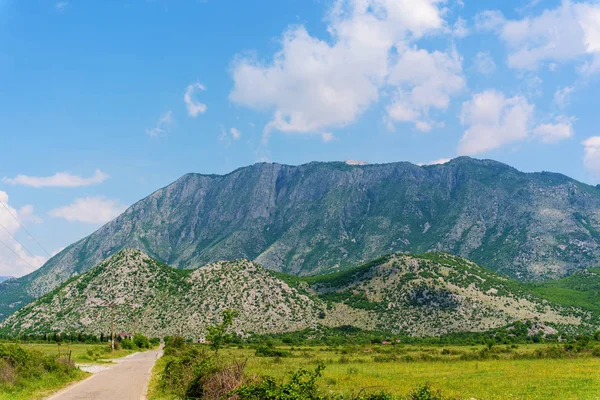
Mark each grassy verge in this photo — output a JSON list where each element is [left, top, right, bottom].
[[0, 344, 88, 400], [146, 355, 176, 400]]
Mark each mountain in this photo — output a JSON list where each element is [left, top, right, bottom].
[[3, 156, 600, 319], [0, 277, 13, 283], [2, 249, 595, 337], [0, 249, 322, 337]]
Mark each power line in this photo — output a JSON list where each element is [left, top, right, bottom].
[[0, 199, 52, 257], [0, 221, 38, 259], [0, 237, 36, 271]]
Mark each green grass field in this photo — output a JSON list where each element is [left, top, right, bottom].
[[18, 342, 138, 364], [207, 344, 600, 399]]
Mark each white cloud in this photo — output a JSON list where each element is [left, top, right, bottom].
[[229, 127, 241, 140], [387, 47, 465, 131], [345, 160, 368, 165], [475, 10, 505, 31], [452, 17, 469, 38], [458, 90, 534, 155], [2, 169, 108, 188], [0, 191, 46, 276], [533, 117, 574, 143], [583, 136, 600, 175], [145, 111, 174, 137], [184, 83, 207, 117], [219, 126, 242, 141], [554, 86, 575, 109], [55, 1, 68, 10], [321, 132, 335, 143], [230, 0, 459, 140], [473, 51, 496, 74], [49, 197, 127, 224], [482, 1, 600, 72], [418, 158, 452, 166], [459, 90, 575, 155]]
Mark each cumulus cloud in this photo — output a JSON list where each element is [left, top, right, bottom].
[[533, 117, 575, 143], [0, 191, 46, 276], [458, 90, 535, 155], [184, 83, 207, 117], [459, 90, 575, 155], [145, 111, 174, 137], [387, 47, 465, 131], [480, 1, 600, 72], [452, 17, 469, 38], [473, 51, 496, 74], [554, 86, 575, 108], [2, 169, 109, 188], [49, 197, 127, 224], [583, 136, 600, 175], [230, 0, 461, 140]]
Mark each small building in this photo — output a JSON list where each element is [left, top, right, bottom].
[[118, 332, 131, 339], [381, 340, 392, 345]]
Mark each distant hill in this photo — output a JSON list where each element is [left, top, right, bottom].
[[3, 156, 600, 320], [2, 249, 595, 338], [0, 277, 13, 283]]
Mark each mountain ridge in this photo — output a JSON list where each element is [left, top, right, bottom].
[[2, 156, 600, 320]]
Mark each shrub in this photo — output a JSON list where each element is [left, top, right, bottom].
[[0, 344, 79, 390], [121, 338, 136, 350], [254, 345, 291, 358], [407, 383, 450, 400], [133, 333, 150, 349], [232, 363, 325, 399]]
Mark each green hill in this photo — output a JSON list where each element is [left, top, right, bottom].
[[2, 250, 597, 338]]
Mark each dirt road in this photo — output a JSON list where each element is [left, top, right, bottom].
[[45, 347, 162, 400]]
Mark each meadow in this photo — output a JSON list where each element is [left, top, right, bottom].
[[149, 341, 600, 400], [19, 342, 139, 364], [231, 344, 600, 399]]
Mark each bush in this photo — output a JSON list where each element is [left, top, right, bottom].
[[0, 344, 79, 389], [407, 383, 451, 400], [232, 363, 325, 399], [133, 333, 150, 349], [254, 345, 291, 358], [121, 338, 135, 350]]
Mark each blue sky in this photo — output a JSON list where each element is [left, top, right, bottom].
[[1, 0, 600, 276]]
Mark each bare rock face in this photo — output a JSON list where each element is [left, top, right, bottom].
[[2, 156, 600, 319]]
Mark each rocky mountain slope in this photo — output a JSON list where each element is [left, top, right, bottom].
[[2, 249, 596, 337], [2, 156, 600, 319], [0, 249, 321, 337]]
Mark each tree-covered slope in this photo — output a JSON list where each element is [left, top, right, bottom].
[[2, 250, 597, 338], [3, 156, 600, 319]]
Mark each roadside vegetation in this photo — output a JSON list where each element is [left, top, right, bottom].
[[0, 343, 86, 400], [0, 332, 158, 399]]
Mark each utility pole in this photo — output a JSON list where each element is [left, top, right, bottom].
[[110, 303, 115, 352]]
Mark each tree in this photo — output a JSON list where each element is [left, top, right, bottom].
[[206, 309, 238, 353]]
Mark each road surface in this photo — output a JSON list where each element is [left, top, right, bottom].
[[46, 347, 162, 400]]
